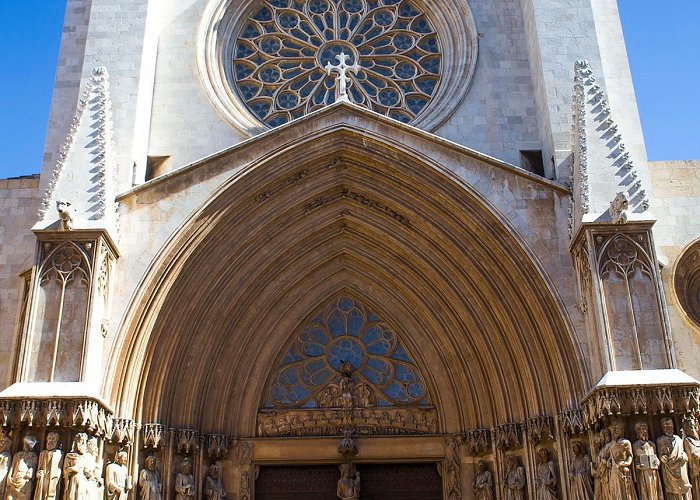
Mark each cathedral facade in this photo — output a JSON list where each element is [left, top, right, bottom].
[[0, 0, 699, 498]]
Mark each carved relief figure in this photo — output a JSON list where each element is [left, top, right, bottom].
[[138, 455, 161, 500], [6, 435, 38, 500], [656, 418, 691, 500], [175, 459, 195, 500], [592, 429, 613, 500], [63, 433, 88, 500], [609, 419, 637, 500], [33, 432, 63, 500], [105, 450, 131, 500], [444, 438, 461, 500], [84, 437, 103, 499], [337, 463, 360, 500], [683, 417, 700, 500], [536, 448, 558, 500], [0, 433, 13, 499], [505, 455, 526, 500], [204, 464, 226, 500], [569, 441, 593, 500], [474, 460, 494, 500], [56, 200, 75, 231], [632, 421, 663, 500]]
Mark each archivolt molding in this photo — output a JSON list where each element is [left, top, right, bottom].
[[108, 130, 585, 438]]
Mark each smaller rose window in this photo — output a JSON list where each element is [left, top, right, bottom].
[[263, 296, 430, 408], [233, 0, 442, 127]]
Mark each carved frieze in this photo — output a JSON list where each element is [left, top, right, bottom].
[[559, 409, 586, 436], [304, 188, 410, 227], [176, 429, 200, 455], [0, 401, 13, 427], [20, 401, 41, 427], [207, 434, 233, 460], [583, 385, 700, 427], [257, 406, 438, 437], [109, 418, 136, 445], [45, 400, 68, 427], [526, 415, 554, 444]]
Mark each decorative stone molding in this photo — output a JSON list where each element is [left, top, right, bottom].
[[44, 400, 69, 427], [558, 409, 585, 436], [582, 373, 700, 427], [674, 240, 700, 328], [0, 401, 13, 427], [494, 423, 522, 450], [255, 169, 309, 203], [39, 67, 118, 231], [175, 429, 200, 455], [257, 406, 437, 437], [0, 398, 113, 434], [525, 415, 554, 444], [109, 418, 136, 445], [304, 188, 410, 226], [142, 423, 167, 450], [19, 400, 41, 427], [462, 429, 491, 456], [207, 434, 233, 460]]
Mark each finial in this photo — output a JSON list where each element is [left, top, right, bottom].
[[325, 52, 361, 103]]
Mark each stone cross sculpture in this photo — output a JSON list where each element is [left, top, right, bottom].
[[325, 52, 360, 103]]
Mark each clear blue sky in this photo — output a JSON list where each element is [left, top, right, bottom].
[[0, 0, 698, 179]]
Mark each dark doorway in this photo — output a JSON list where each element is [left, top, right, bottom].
[[255, 463, 442, 499]]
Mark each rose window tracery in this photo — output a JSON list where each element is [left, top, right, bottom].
[[263, 296, 430, 408], [233, 0, 443, 127]]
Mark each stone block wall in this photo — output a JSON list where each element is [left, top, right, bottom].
[[0, 175, 42, 390]]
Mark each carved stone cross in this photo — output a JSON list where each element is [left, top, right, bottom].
[[325, 52, 360, 103]]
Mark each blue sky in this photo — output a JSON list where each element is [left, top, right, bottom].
[[0, 1, 698, 179]]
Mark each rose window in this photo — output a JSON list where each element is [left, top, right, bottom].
[[233, 0, 443, 127], [263, 296, 430, 408]]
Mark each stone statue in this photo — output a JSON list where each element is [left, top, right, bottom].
[[63, 433, 88, 500], [536, 447, 558, 500], [204, 464, 226, 500], [473, 460, 494, 500], [0, 432, 13, 499], [105, 450, 131, 500], [569, 441, 593, 500], [657, 418, 691, 500], [592, 428, 613, 500], [138, 455, 161, 500], [33, 432, 63, 500], [632, 421, 663, 500], [337, 463, 360, 500], [683, 417, 700, 500], [504, 455, 526, 500], [6, 435, 38, 500], [84, 437, 103, 499], [608, 419, 637, 500], [56, 200, 75, 231], [175, 459, 195, 500]]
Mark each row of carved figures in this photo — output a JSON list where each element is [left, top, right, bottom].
[[473, 416, 700, 500], [0, 432, 226, 500]]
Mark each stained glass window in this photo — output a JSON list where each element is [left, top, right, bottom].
[[263, 296, 430, 408], [234, 0, 442, 127]]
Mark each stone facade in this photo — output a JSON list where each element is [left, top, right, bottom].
[[0, 0, 698, 499]]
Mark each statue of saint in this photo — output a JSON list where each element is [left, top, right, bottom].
[[105, 450, 131, 500], [657, 418, 691, 500], [204, 464, 226, 500], [632, 421, 663, 500], [536, 448, 558, 500], [84, 437, 103, 499], [33, 432, 63, 500], [138, 455, 161, 500], [592, 428, 613, 500], [474, 460, 494, 500], [0, 432, 13, 499], [337, 463, 360, 500], [175, 459, 195, 500], [683, 417, 700, 500], [63, 433, 88, 500], [608, 419, 637, 500], [504, 455, 526, 500], [6, 435, 38, 500], [569, 441, 593, 500]]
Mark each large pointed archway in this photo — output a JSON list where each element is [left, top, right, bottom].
[[108, 125, 587, 438]]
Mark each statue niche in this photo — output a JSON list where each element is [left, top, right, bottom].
[[257, 296, 437, 437]]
